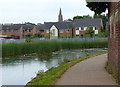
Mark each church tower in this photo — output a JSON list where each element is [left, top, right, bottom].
[[58, 8, 63, 22]]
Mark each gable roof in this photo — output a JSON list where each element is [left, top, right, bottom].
[[2, 25, 22, 30], [73, 18, 102, 28], [44, 22, 74, 30], [2, 24, 35, 30]]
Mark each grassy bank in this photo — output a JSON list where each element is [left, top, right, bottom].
[[105, 62, 119, 83], [2, 40, 108, 57], [26, 52, 107, 86]]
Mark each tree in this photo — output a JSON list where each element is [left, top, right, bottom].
[[85, 26, 95, 37], [94, 14, 108, 30], [73, 15, 92, 20], [82, 14, 92, 19], [73, 16, 83, 20], [67, 18, 73, 21], [86, 2, 109, 15]]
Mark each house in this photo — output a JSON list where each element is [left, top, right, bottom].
[[108, 1, 120, 83], [74, 19, 103, 37], [43, 8, 103, 39], [0, 9, 103, 39], [44, 22, 75, 39], [1, 23, 37, 39]]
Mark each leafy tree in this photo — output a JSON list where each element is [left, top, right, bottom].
[[67, 18, 73, 21], [73, 16, 83, 20], [85, 26, 95, 37], [82, 14, 92, 19], [94, 14, 108, 30], [86, 2, 109, 15], [73, 15, 92, 20]]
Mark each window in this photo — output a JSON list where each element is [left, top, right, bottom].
[[52, 29, 55, 36], [95, 27, 97, 30], [81, 27, 84, 30], [60, 30, 64, 33], [14, 29, 18, 32], [29, 29, 31, 32], [46, 30, 49, 33], [76, 27, 79, 30], [40, 30, 44, 32], [66, 29, 70, 32]]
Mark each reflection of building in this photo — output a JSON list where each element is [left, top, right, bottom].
[[108, 1, 120, 83]]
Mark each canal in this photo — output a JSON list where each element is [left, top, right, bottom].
[[1, 48, 107, 85]]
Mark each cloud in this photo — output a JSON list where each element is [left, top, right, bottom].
[[0, 0, 94, 24]]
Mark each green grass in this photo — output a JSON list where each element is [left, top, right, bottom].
[[26, 52, 107, 86], [2, 40, 108, 57], [105, 61, 119, 83]]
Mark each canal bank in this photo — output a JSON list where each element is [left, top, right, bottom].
[[2, 49, 107, 85], [26, 52, 108, 86]]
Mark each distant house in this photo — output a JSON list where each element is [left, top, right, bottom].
[[108, 1, 120, 83], [1, 23, 37, 39], [43, 8, 103, 39], [74, 19, 103, 37], [0, 9, 103, 39], [44, 22, 75, 39]]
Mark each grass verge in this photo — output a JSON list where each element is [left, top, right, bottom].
[[105, 61, 119, 83], [26, 52, 107, 86]]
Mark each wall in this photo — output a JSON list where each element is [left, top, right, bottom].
[[108, 1, 120, 83]]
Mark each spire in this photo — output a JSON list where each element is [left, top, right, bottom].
[[58, 8, 63, 22]]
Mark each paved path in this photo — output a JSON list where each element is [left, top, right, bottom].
[[55, 54, 118, 85]]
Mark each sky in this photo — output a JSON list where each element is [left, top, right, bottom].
[[0, 0, 96, 24]]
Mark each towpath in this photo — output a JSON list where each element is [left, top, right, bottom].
[[55, 54, 118, 85]]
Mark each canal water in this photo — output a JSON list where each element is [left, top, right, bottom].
[[1, 48, 107, 85]]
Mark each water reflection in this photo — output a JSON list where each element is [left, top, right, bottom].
[[2, 48, 107, 85]]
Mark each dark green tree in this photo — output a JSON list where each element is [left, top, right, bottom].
[[86, 2, 109, 15], [73, 16, 83, 20], [85, 26, 95, 37], [94, 14, 108, 30], [73, 15, 92, 20]]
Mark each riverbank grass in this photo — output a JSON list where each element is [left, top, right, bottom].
[[26, 52, 107, 86], [2, 40, 108, 57]]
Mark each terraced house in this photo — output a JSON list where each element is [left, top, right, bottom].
[[0, 9, 103, 39], [43, 9, 103, 39], [1, 23, 37, 39]]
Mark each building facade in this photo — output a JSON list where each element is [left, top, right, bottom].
[[1, 23, 37, 39], [108, 1, 120, 83], [0, 9, 103, 39]]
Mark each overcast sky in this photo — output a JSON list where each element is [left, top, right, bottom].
[[0, 0, 96, 24]]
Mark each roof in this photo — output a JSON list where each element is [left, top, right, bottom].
[[2, 25, 22, 30], [44, 22, 74, 30], [73, 18, 102, 28], [2, 24, 35, 30]]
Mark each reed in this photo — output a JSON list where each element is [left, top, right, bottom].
[[2, 40, 108, 57]]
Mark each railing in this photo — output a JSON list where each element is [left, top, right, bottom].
[[0, 38, 108, 43]]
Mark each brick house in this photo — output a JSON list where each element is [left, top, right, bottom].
[[74, 19, 103, 37], [44, 22, 76, 39], [43, 9, 103, 39], [108, 1, 120, 83], [1, 24, 37, 39], [0, 9, 103, 39]]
